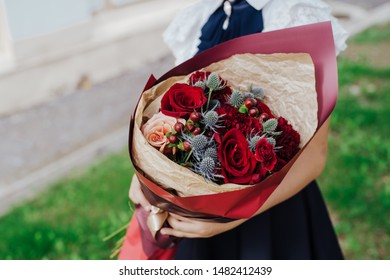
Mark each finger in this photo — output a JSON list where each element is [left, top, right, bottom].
[[168, 212, 195, 222], [160, 227, 200, 238], [129, 176, 151, 210], [167, 216, 199, 233], [169, 212, 219, 224]]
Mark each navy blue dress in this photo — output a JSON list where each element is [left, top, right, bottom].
[[175, 0, 343, 260]]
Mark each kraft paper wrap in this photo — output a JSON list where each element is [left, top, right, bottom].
[[132, 53, 317, 197]]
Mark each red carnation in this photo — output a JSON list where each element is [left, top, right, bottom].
[[276, 117, 300, 161], [218, 128, 258, 184], [216, 104, 262, 136], [254, 138, 277, 171], [189, 71, 211, 84], [161, 83, 207, 118], [213, 86, 232, 103]]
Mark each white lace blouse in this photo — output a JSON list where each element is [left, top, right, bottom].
[[163, 0, 349, 65]]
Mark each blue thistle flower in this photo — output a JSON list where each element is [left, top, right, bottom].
[[243, 92, 255, 100], [251, 87, 265, 100], [201, 109, 224, 132], [228, 90, 244, 108], [194, 80, 206, 90], [248, 135, 262, 152], [192, 157, 224, 182], [206, 72, 227, 91], [204, 147, 218, 161]]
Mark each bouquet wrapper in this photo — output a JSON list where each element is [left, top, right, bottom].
[[118, 206, 177, 260], [119, 22, 338, 260]]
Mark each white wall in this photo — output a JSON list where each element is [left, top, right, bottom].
[[4, 0, 102, 40], [0, 0, 14, 69], [0, 0, 195, 116]]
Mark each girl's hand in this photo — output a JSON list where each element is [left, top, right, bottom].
[[129, 175, 151, 211], [161, 213, 246, 238]]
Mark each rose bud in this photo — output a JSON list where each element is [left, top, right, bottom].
[[183, 140, 191, 151], [248, 107, 259, 117], [260, 113, 269, 122], [192, 127, 202, 135], [244, 98, 256, 109], [174, 122, 185, 133], [168, 134, 178, 144], [190, 111, 201, 123]]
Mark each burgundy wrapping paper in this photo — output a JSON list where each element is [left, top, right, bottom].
[[119, 22, 338, 260]]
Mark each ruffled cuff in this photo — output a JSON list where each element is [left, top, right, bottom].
[[263, 0, 349, 55]]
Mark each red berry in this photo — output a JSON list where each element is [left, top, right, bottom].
[[248, 107, 259, 117], [186, 123, 195, 132], [260, 113, 269, 122], [174, 122, 185, 133], [244, 98, 256, 109], [168, 134, 178, 144], [183, 141, 191, 151], [162, 146, 172, 155], [190, 111, 201, 122], [192, 127, 202, 135]]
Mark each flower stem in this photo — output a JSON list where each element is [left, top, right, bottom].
[[184, 150, 193, 163], [206, 89, 213, 111]]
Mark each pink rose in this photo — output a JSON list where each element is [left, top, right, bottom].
[[142, 112, 185, 152]]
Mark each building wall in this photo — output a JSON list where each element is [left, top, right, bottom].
[[0, 0, 14, 69], [0, 0, 195, 116]]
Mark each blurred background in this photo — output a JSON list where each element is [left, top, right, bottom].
[[0, 0, 389, 259]]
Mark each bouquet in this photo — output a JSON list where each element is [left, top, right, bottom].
[[118, 22, 338, 260], [140, 64, 305, 189]]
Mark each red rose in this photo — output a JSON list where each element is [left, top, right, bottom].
[[189, 71, 211, 84], [276, 117, 300, 161], [254, 138, 277, 171], [218, 128, 258, 184], [161, 83, 207, 118]]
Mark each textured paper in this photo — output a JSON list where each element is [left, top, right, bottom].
[[132, 53, 317, 197]]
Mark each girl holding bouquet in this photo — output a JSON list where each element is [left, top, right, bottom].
[[128, 0, 348, 260]]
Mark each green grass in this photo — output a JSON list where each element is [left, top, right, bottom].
[[318, 25, 390, 259], [0, 151, 133, 260], [0, 24, 389, 260], [351, 22, 390, 44]]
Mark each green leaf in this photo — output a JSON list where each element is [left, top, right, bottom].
[[239, 105, 248, 114], [177, 142, 184, 151]]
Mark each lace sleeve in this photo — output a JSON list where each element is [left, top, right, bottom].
[[263, 0, 349, 55], [163, 0, 222, 65]]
